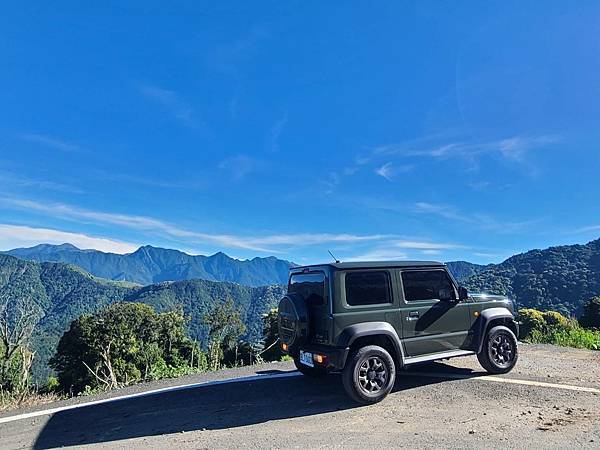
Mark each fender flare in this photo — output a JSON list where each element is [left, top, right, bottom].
[[475, 307, 518, 353], [337, 321, 405, 366]]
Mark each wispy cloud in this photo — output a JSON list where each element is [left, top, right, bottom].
[[413, 201, 540, 233], [570, 224, 600, 234], [0, 197, 469, 256], [372, 135, 558, 163], [344, 249, 408, 262], [268, 112, 288, 152], [218, 155, 261, 181], [138, 84, 199, 128], [0, 224, 138, 254], [391, 240, 464, 250], [413, 202, 466, 221], [374, 162, 414, 181], [19, 134, 79, 152], [0, 170, 83, 193], [92, 171, 207, 190], [375, 163, 393, 181]]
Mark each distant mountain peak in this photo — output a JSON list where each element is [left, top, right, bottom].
[[6, 242, 292, 287]]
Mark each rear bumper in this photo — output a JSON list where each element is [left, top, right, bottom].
[[286, 344, 349, 371]]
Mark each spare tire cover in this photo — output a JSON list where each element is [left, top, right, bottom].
[[278, 294, 309, 347]]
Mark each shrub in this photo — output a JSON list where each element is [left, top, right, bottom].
[[518, 309, 546, 338]]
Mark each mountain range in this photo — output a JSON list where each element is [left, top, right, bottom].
[[0, 254, 285, 381], [4, 244, 293, 287], [3, 243, 481, 286]]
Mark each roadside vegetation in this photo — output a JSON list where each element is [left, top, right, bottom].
[[518, 296, 600, 350], [0, 301, 285, 410]]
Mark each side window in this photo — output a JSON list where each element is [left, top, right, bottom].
[[401, 270, 455, 302], [345, 271, 391, 306]]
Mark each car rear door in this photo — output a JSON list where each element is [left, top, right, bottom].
[[399, 269, 471, 356]]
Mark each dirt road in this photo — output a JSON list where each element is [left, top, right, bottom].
[[1, 344, 599, 449]]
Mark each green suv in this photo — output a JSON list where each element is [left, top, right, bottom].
[[278, 261, 519, 404]]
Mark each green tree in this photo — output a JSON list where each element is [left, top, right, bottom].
[[0, 294, 40, 396], [579, 297, 600, 329], [203, 298, 246, 370], [50, 302, 203, 394], [258, 309, 283, 362]]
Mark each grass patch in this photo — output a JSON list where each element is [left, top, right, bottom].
[[527, 327, 600, 350], [0, 389, 63, 412]]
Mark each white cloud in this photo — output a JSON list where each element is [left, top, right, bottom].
[[413, 202, 466, 221], [1, 197, 472, 257], [139, 84, 199, 128], [0, 224, 138, 254], [19, 134, 79, 152], [421, 249, 441, 255], [0, 197, 407, 253], [375, 162, 414, 181], [344, 249, 408, 262], [0, 170, 82, 193], [391, 240, 464, 250], [371, 135, 558, 164], [375, 163, 394, 181], [571, 225, 600, 234], [269, 112, 288, 152]]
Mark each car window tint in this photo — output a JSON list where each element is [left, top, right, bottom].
[[288, 273, 326, 305], [345, 271, 391, 306], [401, 270, 454, 301]]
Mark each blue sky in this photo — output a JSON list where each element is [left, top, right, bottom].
[[1, 1, 600, 264]]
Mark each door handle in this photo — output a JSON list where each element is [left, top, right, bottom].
[[406, 311, 420, 321]]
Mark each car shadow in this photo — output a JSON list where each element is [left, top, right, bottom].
[[33, 362, 479, 449]]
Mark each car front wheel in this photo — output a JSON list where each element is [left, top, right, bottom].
[[477, 325, 518, 374], [342, 345, 396, 404]]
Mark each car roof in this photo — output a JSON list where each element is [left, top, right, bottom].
[[291, 260, 445, 270]]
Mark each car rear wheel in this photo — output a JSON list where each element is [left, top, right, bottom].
[[477, 325, 518, 374], [342, 345, 396, 404], [294, 358, 327, 377]]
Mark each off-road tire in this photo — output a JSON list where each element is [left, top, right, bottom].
[[294, 358, 327, 377], [477, 325, 518, 374], [342, 345, 396, 404]]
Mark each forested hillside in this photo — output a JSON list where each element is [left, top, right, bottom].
[[0, 254, 285, 380], [5, 244, 292, 287], [445, 261, 488, 281], [464, 238, 600, 316]]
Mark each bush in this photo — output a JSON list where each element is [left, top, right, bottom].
[[542, 311, 573, 330], [520, 307, 600, 351], [518, 309, 546, 338], [518, 308, 576, 340]]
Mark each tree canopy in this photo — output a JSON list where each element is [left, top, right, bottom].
[[49, 302, 201, 394]]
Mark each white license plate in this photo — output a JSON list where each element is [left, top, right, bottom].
[[299, 350, 314, 367]]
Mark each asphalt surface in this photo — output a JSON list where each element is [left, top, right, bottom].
[[1, 344, 599, 449]]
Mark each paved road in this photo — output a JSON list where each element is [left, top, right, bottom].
[[1, 344, 599, 449]]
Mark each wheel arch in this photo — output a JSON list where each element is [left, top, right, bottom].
[[337, 322, 405, 367], [475, 308, 519, 353]]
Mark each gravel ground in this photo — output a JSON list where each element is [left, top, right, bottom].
[[1, 343, 599, 449]]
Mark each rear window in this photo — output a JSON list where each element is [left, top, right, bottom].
[[401, 270, 455, 301], [288, 272, 326, 305], [345, 271, 391, 306]]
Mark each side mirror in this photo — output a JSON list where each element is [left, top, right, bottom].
[[458, 286, 468, 301], [438, 288, 454, 301]]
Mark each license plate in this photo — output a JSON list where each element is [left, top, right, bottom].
[[299, 350, 314, 367]]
